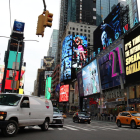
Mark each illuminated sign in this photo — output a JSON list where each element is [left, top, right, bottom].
[[59, 85, 69, 102], [98, 41, 125, 90], [43, 57, 54, 68], [45, 77, 52, 99]]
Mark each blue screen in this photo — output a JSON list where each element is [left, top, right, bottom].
[[13, 21, 25, 32]]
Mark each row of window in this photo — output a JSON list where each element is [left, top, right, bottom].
[[69, 27, 91, 33], [68, 31, 91, 38]]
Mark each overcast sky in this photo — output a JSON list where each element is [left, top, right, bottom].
[[0, 0, 61, 95]]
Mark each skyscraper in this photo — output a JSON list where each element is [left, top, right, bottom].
[[96, 0, 126, 26]]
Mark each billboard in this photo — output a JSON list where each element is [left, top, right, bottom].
[[82, 59, 100, 96], [77, 70, 84, 97], [72, 35, 88, 68], [74, 81, 79, 104], [94, 3, 122, 54], [43, 57, 54, 68], [124, 25, 140, 83], [44, 71, 53, 79], [45, 77, 52, 99], [98, 41, 125, 89], [59, 85, 69, 102], [13, 20, 25, 33]]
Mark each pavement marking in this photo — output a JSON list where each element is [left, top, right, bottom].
[[49, 128, 54, 130], [64, 126, 79, 131], [58, 128, 67, 130], [66, 125, 93, 131]]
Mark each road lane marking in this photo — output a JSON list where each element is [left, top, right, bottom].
[[66, 125, 93, 131], [64, 126, 79, 131], [58, 128, 66, 130]]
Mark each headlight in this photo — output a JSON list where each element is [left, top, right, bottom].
[[89, 118, 91, 119], [137, 118, 140, 120], [79, 117, 82, 119], [0, 112, 7, 120], [0, 116, 4, 120]]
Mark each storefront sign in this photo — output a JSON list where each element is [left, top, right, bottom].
[[128, 98, 140, 104]]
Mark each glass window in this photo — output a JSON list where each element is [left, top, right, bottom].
[[68, 31, 71, 34], [80, 29, 83, 31], [88, 34, 90, 37], [84, 29, 87, 32], [129, 86, 135, 99], [84, 34, 86, 36], [76, 28, 78, 31], [73, 28, 75, 30], [80, 33, 82, 36], [88, 30, 90, 33]]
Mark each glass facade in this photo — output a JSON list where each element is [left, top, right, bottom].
[[96, 0, 122, 26]]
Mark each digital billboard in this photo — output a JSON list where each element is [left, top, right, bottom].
[[82, 59, 100, 96], [77, 70, 84, 97], [45, 77, 52, 99], [72, 35, 88, 68], [43, 57, 54, 68], [124, 25, 140, 83], [59, 85, 69, 102], [94, 3, 122, 54], [98, 41, 125, 90], [60, 35, 72, 82]]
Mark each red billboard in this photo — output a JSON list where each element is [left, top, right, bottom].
[[59, 85, 69, 102]]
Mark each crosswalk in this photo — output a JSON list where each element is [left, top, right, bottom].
[[25, 125, 140, 132]]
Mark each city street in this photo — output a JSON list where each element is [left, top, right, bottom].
[[0, 118, 140, 140]]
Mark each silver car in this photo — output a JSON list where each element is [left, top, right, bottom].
[[49, 107, 64, 127]]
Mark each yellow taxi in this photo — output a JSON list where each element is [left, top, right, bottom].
[[62, 113, 67, 118], [116, 111, 140, 129]]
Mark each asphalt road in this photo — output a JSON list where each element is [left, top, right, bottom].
[[0, 118, 140, 140]]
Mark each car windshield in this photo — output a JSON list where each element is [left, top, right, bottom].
[[0, 94, 22, 106], [53, 108, 60, 114], [131, 113, 140, 117], [78, 113, 88, 117]]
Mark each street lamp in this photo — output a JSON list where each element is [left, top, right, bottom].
[[0, 36, 39, 93]]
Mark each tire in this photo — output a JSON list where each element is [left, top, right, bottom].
[[2, 120, 18, 137], [88, 121, 90, 124], [41, 119, 49, 131], [131, 121, 137, 129], [117, 120, 121, 127]]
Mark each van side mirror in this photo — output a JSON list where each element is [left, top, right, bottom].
[[21, 100, 29, 108], [127, 115, 131, 117]]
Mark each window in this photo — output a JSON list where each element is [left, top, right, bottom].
[[88, 30, 90, 33], [88, 43, 90, 46], [81, 26, 83, 27], [76, 28, 78, 31], [80, 29, 83, 31], [70, 27, 71, 30], [76, 33, 79, 35], [84, 34, 86, 36], [80, 33, 82, 36], [73, 27, 75, 30], [88, 34, 90, 37], [88, 27, 90, 28], [72, 32, 75, 35], [68, 31, 71, 34], [21, 97, 30, 108], [84, 26, 86, 28], [88, 39, 90, 42], [84, 29, 87, 32]]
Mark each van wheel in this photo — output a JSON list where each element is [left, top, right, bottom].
[[131, 121, 137, 129], [41, 119, 49, 131], [117, 120, 121, 127], [2, 120, 18, 137]]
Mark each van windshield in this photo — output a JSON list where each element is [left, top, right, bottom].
[[0, 94, 22, 106]]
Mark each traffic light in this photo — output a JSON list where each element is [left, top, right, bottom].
[[44, 10, 53, 27], [36, 14, 45, 37]]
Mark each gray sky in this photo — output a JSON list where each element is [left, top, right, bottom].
[[0, 0, 61, 95]]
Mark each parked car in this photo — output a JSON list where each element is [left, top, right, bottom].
[[62, 113, 67, 118], [0, 93, 53, 137], [73, 112, 91, 124], [49, 107, 64, 127], [116, 111, 140, 129]]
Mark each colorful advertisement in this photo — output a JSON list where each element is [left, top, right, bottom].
[[124, 25, 140, 83], [61, 35, 72, 82], [82, 59, 100, 96], [94, 3, 122, 54], [77, 70, 84, 97], [43, 57, 54, 68], [72, 35, 88, 68], [59, 85, 69, 102], [45, 77, 52, 99], [98, 41, 125, 89]]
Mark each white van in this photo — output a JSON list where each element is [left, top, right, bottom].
[[0, 93, 53, 137]]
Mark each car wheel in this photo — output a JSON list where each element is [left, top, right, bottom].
[[88, 121, 90, 124], [41, 119, 49, 131], [131, 121, 137, 129], [117, 120, 121, 127], [2, 120, 18, 137]]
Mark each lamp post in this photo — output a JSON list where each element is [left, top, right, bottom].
[[0, 36, 39, 93]]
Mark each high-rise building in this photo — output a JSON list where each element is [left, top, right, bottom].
[[47, 29, 59, 66], [56, 0, 96, 66], [96, 0, 126, 26]]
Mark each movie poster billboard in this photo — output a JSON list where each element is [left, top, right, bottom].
[[82, 59, 100, 96], [77, 70, 84, 97], [59, 85, 69, 102], [72, 35, 88, 68], [98, 41, 125, 89], [94, 3, 122, 54], [43, 56, 54, 68]]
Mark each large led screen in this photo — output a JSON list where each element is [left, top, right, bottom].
[[94, 3, 122, 55], [59, 85, 69, 102], [98, 42, 125, 90], [45, 77, 52, 99], [72, 35, 88, 68], [82, 59, 100, 96], [60, 35, 72, 82], [77, 70, 84, 97]]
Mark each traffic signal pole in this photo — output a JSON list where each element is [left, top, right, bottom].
[[43, 0, 46, 12]]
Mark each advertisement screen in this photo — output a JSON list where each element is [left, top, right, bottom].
[[61, 35, 72, 82], [45, 77, 52, 99], [59, 85, 69, 102], [43, 57, 54, 68], [72, 35, 88, 68], [77, 70, 84, 97], [98, 42, 125, 89], [82, 59, 100, 96], [13, 21, 25, 33], [94, 3, 122, 55]]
